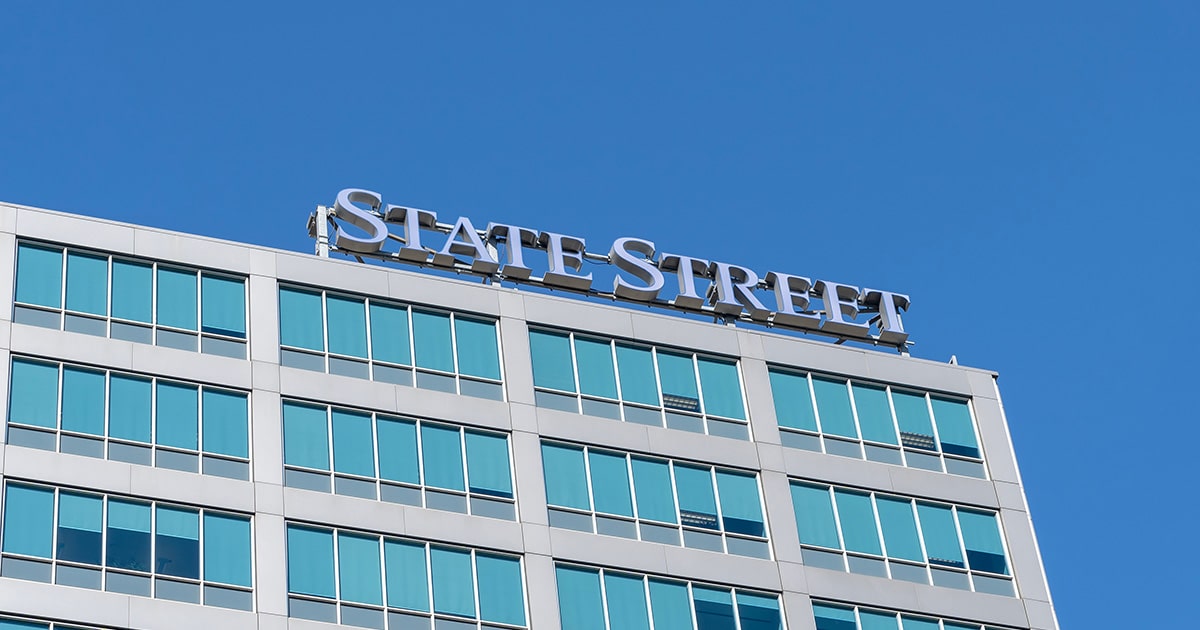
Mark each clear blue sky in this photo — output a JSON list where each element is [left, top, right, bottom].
[[3, 3, 1196, 626]]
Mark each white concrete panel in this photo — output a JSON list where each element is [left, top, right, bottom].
[[248, 274, 280, 363], [535, 406, 652, 454], [498, 316, 535, 405], [886, 466, 999, 508], [781, 591, 818, 630], [133, 227, 254, 274], [4, 445, 133, 494], [127, 465, 256, 512], [630, 312, 742, 357], [9, 323, 136, 370], [0, 577, 131, 628], [252, 360, 281, 393], [742, 357, 783, 446], [387, 269, 503, 316], [275, 250, 390, 297], [761, 472, 803, 564], [549, 527, 669, 575], [912, 586, 1030, 628], [803, 567, 922, 615], [777, 560, 810, 594], [128, 594, 257, 630], [644, 425, 760, 470], [511, 431, 550, 526], [1000, 509, 1052, 603], [278, 367, 398, 415], [0, 204, 17, 233], [254, 513, 289, 617], [0, 233, 16, 320], [995, 480, 1029, 512], [782, 448, 894, 493], [131, 342, 253, 389], [972, 400, 1021, 484], [521, 293, 636, 339], [661, 545, 782, 591], [523, 553, 562, 630], [251, 390, 284, 485], [17, 207, 137, 254]]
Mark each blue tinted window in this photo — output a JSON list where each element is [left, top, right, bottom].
[[555, 566, 605, 630], [917, 503, 963, 567], [369, 303, 410, 365], [376, 417, 419, 484], [958, 510, 1008, 575], [892, 392, 934, 442], [412, 310, 454, 372], [860, 610, 901, 630], [616, 344, 659, 406], [657, 351, 698, 405], [455, 317, 500, 380], [106, 499, 151, 572], [283, 401, 329, 470], [737, 592, 782, 630], [876, 497, 923, 562], [698, 358, 745, 420], [542, 443, 589, 510], [587, 450, 633, 517], [529, 330, 575, 392], [930, 398, 979, 458], [287, 525, 335, 598], [8, 359, 59, 429], [674, 464, 717, 528], [769, 370, 817, 431], [156, 267, 197, 330], [385, 539, 429, 612], [430, 547, 475, 617], [332, 409, 375, 477], [421, 424, 464, 491], [605, 572, 650, 630], [279, 287, 324, 351], [812, 376, 856, 438], [156, 381, 199, 450], [111, 259, 152, 323], [0, 618, 48, 629], [476, 553, 525, 625], [15, 243, 63, 308], [901, 618, 940, 630], [2, 485, 54, 557], [204, 512, 251, 587], [574, 337, 617, 398], [465, 431, 512, 498], [648, 579, 694, 630], [812, 603, 857, 630], [338, 532, 382, 605], [156, 506, 199, 579], [200, 274, 246, 337], [791, 483, 840, 549], [109, 373, 152, 443], [692, 586, 736, 630], [65, 252, 108, 315], [631, 457, 676, 524], [326, 295, 368, 358], [61, 366, 105, 436], [853, 384, 897, 445], [835, 490, 882, 555], [58, 492, 103, 565], [202, 389, 248, 458], [716, 471, 764, 537]]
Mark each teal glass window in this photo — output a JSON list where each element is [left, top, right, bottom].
[[648, 579, 693, 630], [156, 505, 199, 579], [901, 618, 940, 630], [476, 553, 526, 626], [58, 492, 103, 565], [716, 471, 765, 537], [812, 376, 856, 438], [156, 267, 197, 330], [698, 357, 745, 420], [384, 539, 429, 612], [377, 417, 420, 484], [204, 512, 251, 587], [876, 496, 924, 562], [605, 572, 650, 630], [892, 391, 934, 443], [791, 483, 840, 549], [200, 274, 246, 337], [2, 484, 54, 557], [958, 510, 1008, 575], [0, 618, 49, 630], [674, 464, 718, 528], [65, 251, 108, 315], [454, 317, 500, 380], [853, 383, 897, 445], [156, 381, 198, 450], [631, 458, 676, 524], [813, 603, 857, 630], [201, 389, 248, 458], [412, 310, 454, 372], [834, 490, 882, 555], [338, 532, 383, 605], [860, 610, 901, 630], [692, 585, 736, 630], [111, 259, 153, 323], [555, 566, 605, 630], [430, 546, 475, 617], [368, 303, 411, 365], [332, 409, 375, 477], [8, 358, 59, 429], [769, 370, 817, 431], [15, 243, 63, 308], [930, 398, 979, 458], [326, 295, 368, 358], [916, 503, 963, 567], [465, 431, 512, 498], [657, 351, 699, 409], [616, 344, 659, 406], [530, 330, 575, 392], [287, 525, 335, 598], [588, 450, 633, 517], [61, 366, 105, 436], [575, 337, 617, 398], [541, 443, 589, 510], [282, 401, 330, 470], [737, 592, 783, 630], [421, 424, 464, 491], [109, 373, 153, 442], [279, 287, 325, 351], [106, 499, 151, 572]]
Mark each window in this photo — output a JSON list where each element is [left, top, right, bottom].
[[282, 400, 516, 520], [285, 522, 526, 628], [12, 241, 247, 358], [555, 563, 783, 630], [811, 601, 1018, 630], [529, 328, 749, 439], [278, 285, 504, 400], [0, 482, 252, 610], [790, 481, 1013, 596], [0, 614, 111, 629], [6, 357, 250, 480], [541, 441, 769, 558], [768, 367, 985, 478]]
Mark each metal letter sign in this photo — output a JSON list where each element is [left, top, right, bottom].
[[310, 188, 912, 350]]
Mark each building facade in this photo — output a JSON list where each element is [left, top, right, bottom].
[[0, 201, 1058, 630]]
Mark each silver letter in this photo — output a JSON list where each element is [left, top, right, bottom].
[[486, 223, 539, 280], [433, 216, 499, 273], [658, 253, 710, 310], [862, 289, 910, 345], [383, 205, 438, 263], [708, 262, 769, 319], [610, 237, 664, 301], [332, 188, 387, 254], [815, 280, 870, 337], [764, 271, 821, 330], [540, 232, 593, 290]]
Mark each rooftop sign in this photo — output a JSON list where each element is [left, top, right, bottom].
[[310, 188, 911, 349]]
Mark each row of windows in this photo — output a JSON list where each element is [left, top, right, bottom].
[[279, 285, 504, 400], [282, 400, 516, 520], [286, 523, 526, 629], [812, 601, 1014, 630], [0, 616, 102, 630], [530, 329, 749, 439], [14, 242, 248, 358], [556, 564, 782, 630], [541, 442, 769, 558], [6, 357, 250, 479], [769, 369, 984, 478], [791, 482, 1012, 596], [0, 482, 253, 610]]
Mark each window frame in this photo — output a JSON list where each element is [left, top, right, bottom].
[[810, 599, 1023, 630]]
